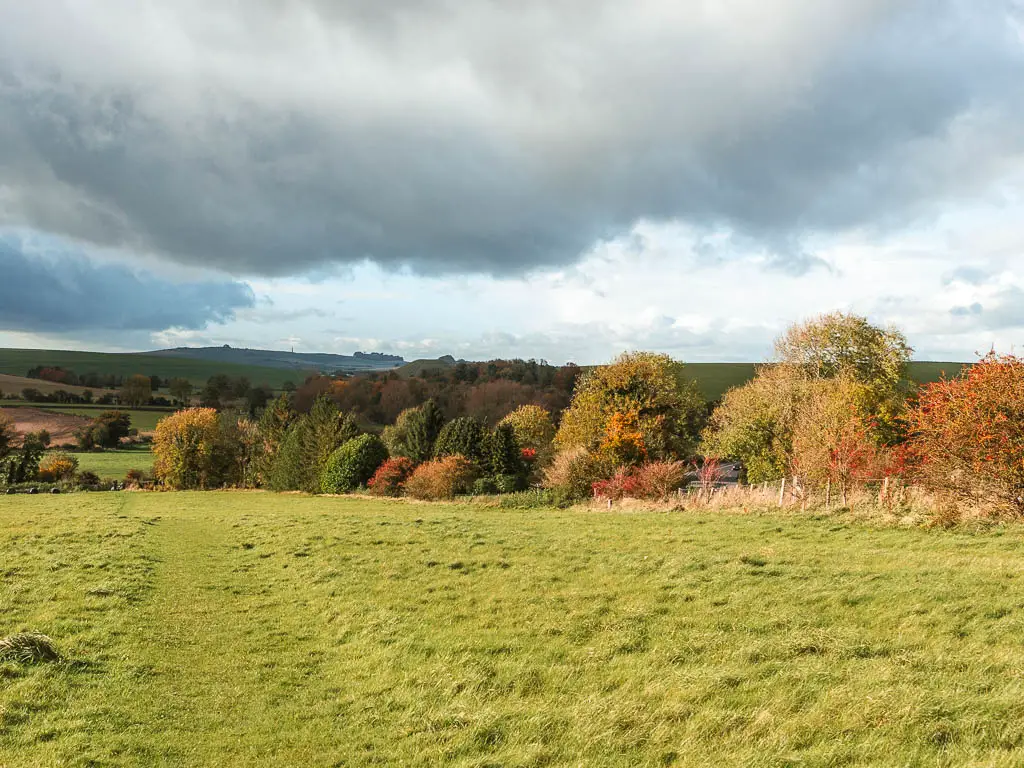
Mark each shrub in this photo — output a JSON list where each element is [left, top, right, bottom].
[[75, 411, 132, 450], [76, 470, 101, 488], [592, 468, 639, 501], [632, 460, 687, 499], [542, 448, 610, 502], [367, 457, 415, 497], [405, 455, 477, 500], [492, 473, 523, 494], [434, 417, 486, 463], [910, 353, 1024, 516], [472, 477, 498, 496], [38, 452, 79, 482], [320, 434, 389, 494], [125, 468, 149, 488]]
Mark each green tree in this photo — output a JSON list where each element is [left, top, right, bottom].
[[269, 396, 359, 492], [320, 434, 389, 493], [499, 405, 555, 463], [2, 431, 46, 485], [399, 400, 445, 462], [434, 416, 485, 463]]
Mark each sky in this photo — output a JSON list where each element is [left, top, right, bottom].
[[1, 0, 1023, 365]]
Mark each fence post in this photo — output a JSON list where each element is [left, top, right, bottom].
[[826, 479, 831, 511], [778, 478, 786, 507], [881, 476, 889, 503]]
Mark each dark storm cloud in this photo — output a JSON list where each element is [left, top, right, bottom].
[[0, 236, 255, 333], [0, 0, 1021, 277]]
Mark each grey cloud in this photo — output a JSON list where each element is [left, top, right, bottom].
[[943, 266, 995, 286], [0, 1, 1021, 277], [0, 235, 255, 333]]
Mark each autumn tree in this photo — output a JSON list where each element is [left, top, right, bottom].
[[499, 405, 555, 464], [154, 408, 239, 490], [910, 353, 1024, 515], [555, 352, 705, 465], [168, 378, 194, 405], [119, 374, 153, 407]]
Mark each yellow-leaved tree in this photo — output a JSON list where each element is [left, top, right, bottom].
[[555, 351, 706, 466], [154, 408, 236, 490]]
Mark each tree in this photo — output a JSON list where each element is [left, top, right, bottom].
[[120, 374, 153, 407], [0, 415, 15, 462], [251, 394, 295, 488], [268, 396, 359, 492], [790, 378, 881, 503], [384, 400, 444, 462], [2, 431, 46, 485], [485, 423, 523, 479], [168, 378, 194, 405], [556, 352, 706, 465], [76, 411, 133, 450], [499, 405, 556, 464], [701, 365, 806, 483], [775, 312, 911, 440], [153, 408, 233, 490], [910, 353, 1024, 515], [434, 416, 486, 463]]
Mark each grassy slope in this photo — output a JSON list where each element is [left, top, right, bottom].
[[0, 349, 306, 389], [4, 494, 1024, 766]]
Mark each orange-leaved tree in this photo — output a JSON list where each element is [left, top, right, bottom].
[[154, 408, 235, 490], [910, 353, 1024, 515]]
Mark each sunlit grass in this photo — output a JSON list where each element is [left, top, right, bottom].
[[3, 493, 1024, 766]]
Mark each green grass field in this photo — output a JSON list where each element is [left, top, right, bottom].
[[4, 494, 1024, 766], [71, 448, 155, 478], [0, 349, 304, 390]]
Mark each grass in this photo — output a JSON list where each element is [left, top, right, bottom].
[[0, 348, 302, 389], [4, 494, 1024, 765], [71, 447, 155, 479]]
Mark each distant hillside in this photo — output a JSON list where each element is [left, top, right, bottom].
[[0, 349, 304, 389], [147, 346, 404, 374], [0, 373, 110, 398], [395, 356, 458, 378]]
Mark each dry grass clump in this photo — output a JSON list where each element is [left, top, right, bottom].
[[0, 632, 61, 664]]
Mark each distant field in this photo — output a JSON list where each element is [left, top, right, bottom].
[[71, 447, 155, 478], [684, 361, 968, 401], [2, 403, 174, 432], [0, 373, 114, 398], [3, 493, 1024, 765], [0, 349, 305, 389]]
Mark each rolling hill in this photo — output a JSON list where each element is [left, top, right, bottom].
[[0, 349, 307, 389], [146, 346, 404, 374]]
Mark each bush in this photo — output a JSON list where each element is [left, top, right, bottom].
[[76, 470, 101, 488], [37, 452, 79, 482], [434, 417, 486, 462], [125, 468, 149, 488], [472, 477, 498, 496], [320, 434, 389, 494], [631, 461, 687, 499], [367, 457, 415, 497], [910, 353, 1024, 516], [76, 411, 132, 450], [493, 473, 523, 494], [499, 489, 556, 509], [405, 455, 477, 500], [542, 448, 609, 502], [2, 432, 46, 486]]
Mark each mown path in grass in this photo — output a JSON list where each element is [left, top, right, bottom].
[[6, 493, 1024, 767]]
